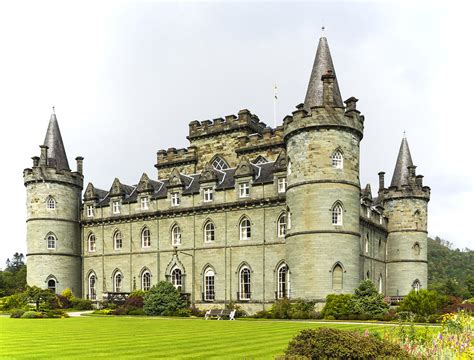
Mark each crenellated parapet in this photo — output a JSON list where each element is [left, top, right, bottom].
[[236, 126, 284, 156], [155, 146, 198, 178], [380, 166, 430, 202], [23, 163, 83, 189]]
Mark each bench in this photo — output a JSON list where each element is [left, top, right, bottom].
[[204, 309, 236, 320]]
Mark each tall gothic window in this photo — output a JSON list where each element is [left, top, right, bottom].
[[172, 225, 181, 246], [212, 156, 229, 170], [239, 267, 251, 300], [142, 271, 151, 291], [204, 268, 215, 301], [171, 268, 182, 291], [204, 221, 215, 243], [141, 227, 151, 248], [277, 264, 289, 299], [88, 273, 96, 300], [413, 242, 421, 256], [239, 217, 251, 240], [88, 233, 96, 252], [114, 231, 122, 250], [332, 264, 343, 290], [47, 279, 56, 293], [332, 150, 343, 169], [114, 272, 123, 292], [277, 213, 287, 238], [47, 234, 56, 250], [412, 279, 422, 292], [332, 203, 343, 225]]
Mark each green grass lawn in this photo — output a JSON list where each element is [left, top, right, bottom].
[[0, 316, 430, 359]]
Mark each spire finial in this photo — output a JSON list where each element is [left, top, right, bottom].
[[52, 106, 55, 115], [321, 26, 325, 33], [403, 130, 406, 138]]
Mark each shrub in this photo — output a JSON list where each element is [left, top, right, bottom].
[[0, 293, 28, 311], [352, 280, 389, 316], [127, 309, 146, 316], [189, 305, 205, 317], [112, 307, 128, 315], [129, 290, 146, 298], [21, 311, 44, 319], [225, 301, 247, 318], [70, 298, 93, 310], [284, 328, 411, 359], [44, 309, 69, 318], [10, 309, 25, 318], [271, 298, 292, 319], [92, 309, 114, 315], [56, 294, 72, 309], [123, 295, 144, 310], [143, 281, 186, 316], [440, 296, 474, 314], [398, 290, 447, 319], [61, 288, 74, 302], [322, 294, 354, 319]]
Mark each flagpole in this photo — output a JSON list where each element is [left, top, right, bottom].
[[273, 84, 278, 128]]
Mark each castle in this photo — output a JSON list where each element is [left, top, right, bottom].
[[24, 36, 430, 312]]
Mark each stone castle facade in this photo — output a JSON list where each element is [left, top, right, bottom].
[[24, 36, 430, 312]]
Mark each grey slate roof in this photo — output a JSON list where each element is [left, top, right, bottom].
[[43, 113, 70, 171], [303, 37, 343, 112], [390, 137, 414, 188]]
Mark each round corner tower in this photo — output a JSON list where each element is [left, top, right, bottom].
[[23, 113, 84, 296], [381, 137, 430, 296], [284, 36, 365, 300]]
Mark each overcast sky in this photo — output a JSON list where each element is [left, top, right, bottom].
[[0, 1, 473, 267]]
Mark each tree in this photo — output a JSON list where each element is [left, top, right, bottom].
[[398, 289, 447, 318], [143, 281, 186, 316], [352, 279, 389, 316], [0, 253, 27, 297]]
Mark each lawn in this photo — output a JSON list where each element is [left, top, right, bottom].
[[0, 316, 429, 359]]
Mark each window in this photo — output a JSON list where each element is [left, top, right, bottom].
[[47, 234, 56, 250], [203, 188, 213, 202], [239, 267, 251, 300], [287, 159, 292, 175], [88, 273, 96, 300], [332, 264, 343, 290], [367, 207, 371, 218], [332, 203, 343, 225], [204, 222, 215, 243], [171, 268, 182, 291], [277, 177, 287, 193], [142, 271, 151, 291], [88, 233, 96, 252], [332, 150, 343, 169], [172, 225, 181, 246], [114, 272, 122, 292], [112, 201, 121, 214], [239, 217, 251, 240], [378, 275, 383, 294], [379, 215, 383, 225], [140, 197, 149, 210], [171, 192, 180, 206], [86, 205, 94, 217], [365, 235, 369, 254], [48, 279, 56, 293], [277, 264, 289, 299], [204, 268, 215, 301], [412, 279, 421, 292], [413, 243, 420, 256], [253, 156, 267, 164], [46, 197, 56, 209], [212, 156, 229, 170], [366, 270, 370, 280], [277, 213, 286, 238], [287, 209, 292, 229], [141, 227, 151, 248], [114, 231, 122, 250], [239, 183, 250, 198]]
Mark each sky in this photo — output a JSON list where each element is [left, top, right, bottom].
[[0, 1, 473, 266]]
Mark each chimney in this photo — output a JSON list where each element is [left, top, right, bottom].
[[321, 70, 336, 106], [32, 156, 40, 167], [75, 156, 84, 175], [415, 175, 423, 187], [378, 172, 385, 191], [39, 145, 48, 166], [408, 165, 417, 181]]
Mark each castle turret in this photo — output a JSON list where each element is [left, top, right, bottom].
[[381, 136, 430, 296], [23, 113, 83, 296], [284, 37, 365, 299]]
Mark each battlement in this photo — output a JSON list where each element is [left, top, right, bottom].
[[187, 109, 267, 140], [155, 146, 198, 170], [23, 165, 83, 189], [236, 126, 284, 155], [381, 167, 430, 201]]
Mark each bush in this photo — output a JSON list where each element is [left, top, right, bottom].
[[10, 309, 25, 318], [61, 288, 74, 302], [127, 309, 146, 316], [0, 293, 28, 311], [56, 294, 72, 309], [21, 311, 44, 319], [398, 290, 447, 319], [92, 309, 114, 315], [322, 294, 354, 319], [71, 298, 93, 310], [189, 305, 205, 317], [43, 309, 69, 318], [123, 295, 144, 310], [129, 290, 146, 298], [284, 328, 411, 359], [225, 301, 247, 318], [112, 307, 129, 316], [352, 280, 389, 316], [143, 281, 186, 316]]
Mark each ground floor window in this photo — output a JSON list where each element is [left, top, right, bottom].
[[142, 271, 151, 291], [171, 268, 183, 291], [47, 279, 56, 293], [114, 272, 123, 292], [204, 269, 215, 301], [239, 267, 251, 300], [89, 274, 96, 300], [277, 264, 288, 299]]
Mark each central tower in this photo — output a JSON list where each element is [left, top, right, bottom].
[[284, 37, 365, 299]]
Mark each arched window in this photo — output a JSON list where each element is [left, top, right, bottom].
[[239, 267, 251, 300], [253, 156, 268, 164], [141, 227, 151, 248], [378, 275, 383, 294], [204, 222, 215, 243], [277, 213, 286, 238], [287, 208, 292, 229], [171, 225, 181, 246], [239, 217, 251, 240], [88, 233, 96, 252], [171, 268, 182, 291], [413, 242, 421, 256], [141, 271, 151, 291], [332, 264, 343, 290], [277, 264, 289, 299], [212, 156, 229, 170], [332, 150, 343, 169], [366, 270, 370, 280], [332, 203, 343, 225], [46, 197, 56, 209], [47, 234, 56, 250], [114, 231, 122, 250], [114, 272, 123, 292], [204, 268, 215, 301], [47, 279, 56, 293], [287, 159, 292, 175], [365, 234, 369, 254], [412, 279, 422, 292], [88, 273, 97, 300]]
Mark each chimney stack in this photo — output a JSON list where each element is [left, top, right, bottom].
[[75, 156, 84, 175], [321, 70, 336, 106], [39, 145, 48, 166], [378, 172, 385, 191]]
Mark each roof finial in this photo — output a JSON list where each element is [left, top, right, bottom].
[[403, 130, 406, 138], [321, 26, 325, 34], [52, 106, 55, 115]]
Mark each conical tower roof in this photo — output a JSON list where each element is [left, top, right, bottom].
[[390, 137, 413, 188], [303, 36, 343, 112], [43, 113, 70, 171]]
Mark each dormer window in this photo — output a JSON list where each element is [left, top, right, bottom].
[[203, 188, 213, 202], [46, 197, 56, 209], [140, 197, 149, 210], [171, 192, 180, 206], [112, 201, 121, 214], [278, 177, 287, 193], [332, 150, 343, 169], [86, 205, 94, 217], [239, 183, 250, 198], [212, 156, 229, 170]]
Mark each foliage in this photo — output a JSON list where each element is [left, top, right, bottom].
[[122, 295, 144, 310], [0, 292, 28, 311], [225, 301, 247, 318], [0, 253, 27, 297], [20, 311, 44, 319], [428, 236, 474, 299], [440, 296, 474, 314], [70, 298, 93, 310], [61, 288, 74, 301], [10, 309, 25, 318], [398, 289, 447, 320], [283, 328, 411, 359], [253, 299, 319, 319], [321, 294, 354, 319], [24, 286, 58, 310], [352, 280, 389, 316], [143, 281, 186, 316], [129, 290, 146, 298]]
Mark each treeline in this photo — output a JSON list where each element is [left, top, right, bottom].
[[0, 253, 27, 297], [428, 236, 473, 299]]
